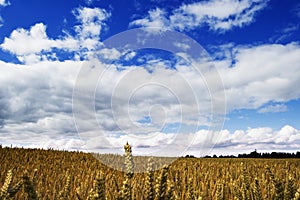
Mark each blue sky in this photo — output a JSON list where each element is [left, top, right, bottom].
[[0, 0, 300, 156]]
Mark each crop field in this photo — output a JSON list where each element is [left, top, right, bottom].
[[0, 144, 299, 200]]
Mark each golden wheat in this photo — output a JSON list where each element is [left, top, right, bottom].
[[0, 145, 299, 199]]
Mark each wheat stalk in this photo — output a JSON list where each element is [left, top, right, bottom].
[[124, 142, 134, 179], [293, 186, 300, 200], [166, 180, 174, 200], [253, 178, 263, 200], [155, 165, 168, 200], [58, 171, 71, 200], [120, 142, 134, 200], [0, 169, 13, 199], [284, 174, 295, 200], [215, 181, 224, 200], [187, 177, 195, 200], [145, 157, 155, 200], [87, 171, 106, 200], [266, 165, 284, 200]]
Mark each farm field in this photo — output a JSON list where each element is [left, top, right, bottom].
[[0, 144, 299, 200]]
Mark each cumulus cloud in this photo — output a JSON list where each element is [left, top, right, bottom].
[[73, 7, 110, 47], [73, 59, 213, 136], [0, 23, 78, 63], [0, 60, 81, 144], [215, 42, 300, 111], [130, 0, 269, 32], [0, 7, 110, 63]]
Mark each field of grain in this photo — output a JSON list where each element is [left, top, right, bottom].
[[0, 144, 299, 200]]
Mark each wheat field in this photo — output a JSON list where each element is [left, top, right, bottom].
[[0, 144, 299, 200]]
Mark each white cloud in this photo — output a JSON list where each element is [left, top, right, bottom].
[[0, 7, 110, 63], [215, 42, 300, 111], [188, 125, 300, 156], [124, 51, 136, 61], [0, 59, 81, 120], [74, 60, 212, 135], [0, 23, 79, 63], [173, 42, 190, 51], [0, 59, 83, 149], [0, 0, 9, 6], [258, 104, 288, 113], [1, 120, 299, 156], [130, 0, 269, 32], [1, 23, 78, 59], [130, 8, 169, 32], [73, 7, 110, 48], [97, 48, 121, 60]]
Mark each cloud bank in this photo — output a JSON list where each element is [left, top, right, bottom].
[[1, 40, 300, 155], [130, 0, 269, 32]]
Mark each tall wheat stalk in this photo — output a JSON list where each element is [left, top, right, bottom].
[[145, 157, 155, 200], [120, 142, 134, 200], [155, 165, 169, 200]]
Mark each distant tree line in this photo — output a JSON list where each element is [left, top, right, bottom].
[[199, 149, 300, 158]]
